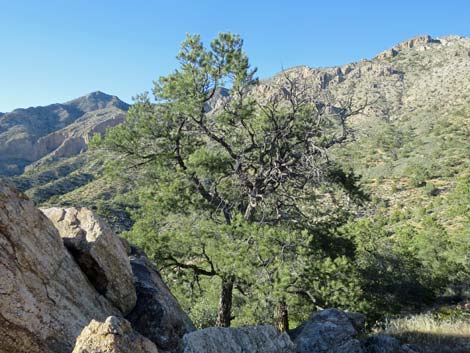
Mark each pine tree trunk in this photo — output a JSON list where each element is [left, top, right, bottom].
[[275, 300, 289, 332], [216, 277, 234, 327]]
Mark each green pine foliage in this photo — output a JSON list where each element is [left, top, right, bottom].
[[95, 33, 368, 328], [90, 33, 470, 328]]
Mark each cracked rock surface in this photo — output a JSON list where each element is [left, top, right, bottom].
[[0, 180, 118, 353], [181, 325, 295, 353], [41, 206, 137, 315]]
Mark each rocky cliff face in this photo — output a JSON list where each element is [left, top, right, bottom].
[[0, 180, 195, 353], [0, 180, 119, 353], [41, 207, 137, 315], [246, 34, 470, 124], [0, 91, 128, 176]]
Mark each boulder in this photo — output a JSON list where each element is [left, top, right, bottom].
[[181, 325, 295, 353], [364, 334, 419, 353], [0, 181, 118, 353], [41, 207, 137, 315], [126, 246, 196, 353], [72, 316, 159, 353], [289, 308, 363, 353], [346, 311, 367, 333]]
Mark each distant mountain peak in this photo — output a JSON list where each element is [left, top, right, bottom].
[[67, 91, 116, 103], [67, 91, 129, 113], [0, 91, 130, 176]]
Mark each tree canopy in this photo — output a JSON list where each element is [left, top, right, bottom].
[[95, 32, 369, 328]]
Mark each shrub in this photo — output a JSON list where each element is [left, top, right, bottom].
[[425, 182, 439, 197]]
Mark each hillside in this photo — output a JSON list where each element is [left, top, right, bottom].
[[0, 92, 130, 227], [0, 35, 468, 231], [0, 91, 129, 175], [0, 35, 467, 240], [0, 178, 419, 353], [17, 36, 466, 220], [0, 35, 468, 235], [1, 33, 469, 352]]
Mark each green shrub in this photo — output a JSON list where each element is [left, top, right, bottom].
[[425, 182, 439, 197]]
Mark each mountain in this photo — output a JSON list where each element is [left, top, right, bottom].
[[0, 35, 469, 352], [1, 34, 469, 232], [235, 34, 470, 217], [0, 91, 129, 176], [258, 34, 470, 120]]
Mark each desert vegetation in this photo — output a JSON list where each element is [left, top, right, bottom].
[[89, 33, 470, 338], [2, 31, 469, 352]]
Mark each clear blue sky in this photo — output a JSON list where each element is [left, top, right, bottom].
[[1, 0, 470, 112]]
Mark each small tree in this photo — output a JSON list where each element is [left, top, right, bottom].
[[97, 33, 366, 328]]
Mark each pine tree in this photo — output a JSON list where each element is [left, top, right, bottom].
[[96, 32, 366, 328]]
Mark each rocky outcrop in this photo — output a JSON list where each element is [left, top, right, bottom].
[[375, 48, 399, 60], [26, 107, 125, 171], [289, 308, 364, 353], [126, 246, 195, 353], [41, 207, 137, 315], [0, 181, 118, 353], [72, 316, 159, 353], [181, 325, 295, 353], [393, 34, 437, 51], [375, 35, 439, 60]]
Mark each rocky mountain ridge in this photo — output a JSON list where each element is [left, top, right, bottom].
[[255, 34, 470, 120], [0, 91, 129, 175], [3, 34, 469, 179], [1, 34, 468, 232]]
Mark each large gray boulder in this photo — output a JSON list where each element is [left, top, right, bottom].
[[126, 246, 196, 353], [72, 316, 159, 353], [0, 181, 119, 353], [289, 309, 419, 353], [364, 334, 419, 353], [289, 308, 364, 353], [181, 325, 295, 353], [41, 206, 137, 315]]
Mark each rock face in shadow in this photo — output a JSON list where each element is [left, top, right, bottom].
[[41, 207, 137, 315], [126, 246, 196, 353], [364, 334, 419, 353], [72, 316, 159, 353], [181, 325, 295, 353], [0, 181, 119, 353]]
